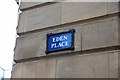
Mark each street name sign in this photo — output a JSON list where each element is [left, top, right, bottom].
[[46, 29, 75, 54]]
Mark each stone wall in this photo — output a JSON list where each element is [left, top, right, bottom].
[[12, 1, 120, 78]]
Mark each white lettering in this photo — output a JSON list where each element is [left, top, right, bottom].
[[52, 38, 55, 42], [51, 41, 69, 49], [59, 42, 64, 47], [56, 37, 62, 42], [51, 43, 56, 48], [52, 35, 68, 42], [65, 41, 69, 46], [63, 35, 68, 40]]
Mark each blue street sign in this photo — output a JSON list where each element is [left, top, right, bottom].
[[46, 29, 75, 54]]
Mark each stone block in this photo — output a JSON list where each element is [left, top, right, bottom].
[[20, 0, 55, 10], [14, 32, 46, 61], [61, 2, 107, 24], [11, 63, 23, 78], [22, 61, 38, 78], [109, 51, 118, 78], [21, 59, 56, 78], [82, 17, 119, 50], [56, 52, 109, 78], [20, 2, 43, 10], [17, 13, 25, 33], [107, 1, 119, 14], [17, 3, 61, 34], [118, 51, 120, 78]]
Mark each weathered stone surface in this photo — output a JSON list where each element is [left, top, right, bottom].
[[109, 51, 118, 78], [18, 2, 119, 34], [12, 59, 56, 78], [17, 13, 25, 33], [20, 0, 55, 10], [61, 2, 107, 24], [22, 61, 38, 78], [107, 1, 119, 14], [13, 0, 120, 78], [20, 2, 43, 10], [39, 59, 56, 78], [82, 17, 119, 50], [14, 32, 46, 61], [12, 50, 119, 78], [56, 52, 109, 78], [15, 24, 82, 60], [11, 63, 23, 78], [17, 3, 61, 34], [15, 16, 119, 60], [118, 51, 120, 78]]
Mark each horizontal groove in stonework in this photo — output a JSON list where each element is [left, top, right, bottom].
[[17, 13, 119, 36], [14, 45, 120, 63], [20, 2, 57, 11]]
